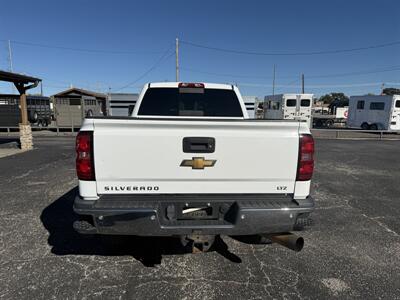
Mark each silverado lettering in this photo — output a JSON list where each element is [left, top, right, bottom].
[[104, 186, 160, 191]]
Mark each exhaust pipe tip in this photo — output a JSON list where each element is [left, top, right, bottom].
[[268, 233, 304, 252], [292, 236, 304, 252]]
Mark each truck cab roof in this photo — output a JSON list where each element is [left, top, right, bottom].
[[148, 82, 236, 90]]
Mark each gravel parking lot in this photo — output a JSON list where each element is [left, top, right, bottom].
[[0, 136, 399, 299]]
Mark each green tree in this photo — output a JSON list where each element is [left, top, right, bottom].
[[382, 88, 400, 95], [319, 93, 349, 104]]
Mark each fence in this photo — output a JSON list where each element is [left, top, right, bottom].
[[311, 128, 400, 140], [0, 125, 77, 136], [0, 113, 86, 135]]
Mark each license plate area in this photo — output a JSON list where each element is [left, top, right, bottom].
[[180, 205, 214, 220], [161, 201, 235, 222]]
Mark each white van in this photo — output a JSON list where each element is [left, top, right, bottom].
[[264, 94, 313, 127], [347, 95, 400, 131]]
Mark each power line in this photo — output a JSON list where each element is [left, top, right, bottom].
[[114, 46, 175, 92], [34, 65, 400, 92], [238, 82, 400, 89], [285, 79, 302, 86], [1, 39, 165, 55], [181, 40, 400, 56], [307, 65, 400, 79], [42, 83, 71, 89], [40, 77, 73, 85], [181, 65, 400, 80], [180, 67, 295, 79], [274, 78, 301, 94]]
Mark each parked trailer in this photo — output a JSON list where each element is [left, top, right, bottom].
[[0, 94, 52, 126], [52, 88, 106, 128], [242, 96, 257, 118], [313, 107, 348, 128], [347, 95, 400, 131], [313, 106, 348, 128], [264, 94, 313, 127], [108, 93, 139, 116]]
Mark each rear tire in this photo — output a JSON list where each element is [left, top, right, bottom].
[[29, 111, 38, 123], [361, 122, 369, 130], [370, 124, 378, 130], [325, 119, 334, 128], [315, 120, 323, 128]]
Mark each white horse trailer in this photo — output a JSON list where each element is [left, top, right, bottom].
[[347, 95, 400, 131], [242, 96, 257, 118], [264, 94, 313, 127]]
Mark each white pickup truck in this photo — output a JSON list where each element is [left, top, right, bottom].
[[73, 82, 315, 252]]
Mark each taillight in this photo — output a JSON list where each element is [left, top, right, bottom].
[[76, 131, 95, 180], [296, 134, 314, 181]]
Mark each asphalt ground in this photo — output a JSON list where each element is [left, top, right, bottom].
[[0, 136, 399, 299]]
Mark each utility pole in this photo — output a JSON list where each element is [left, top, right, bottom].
[[272, 64, 276, 95], [301, 73, 305, 94], [175, 38, 179, 82], [7, 40, 13, 72], [8, 40, 16, 93], [108, 87, 111, 116]]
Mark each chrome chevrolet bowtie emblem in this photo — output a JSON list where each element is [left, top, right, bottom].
[[180, 157, 216, 170]]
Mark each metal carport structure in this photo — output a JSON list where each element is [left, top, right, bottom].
[[0, 70, 41, 150]]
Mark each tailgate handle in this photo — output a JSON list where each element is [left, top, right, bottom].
[[183, 137, 215, 153]]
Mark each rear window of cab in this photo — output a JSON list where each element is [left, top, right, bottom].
[[138, 88, 244, 117]]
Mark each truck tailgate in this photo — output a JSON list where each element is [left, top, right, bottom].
[[92, 119, 300, 194]]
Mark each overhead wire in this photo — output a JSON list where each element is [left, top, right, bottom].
[[307, 65, 400, 79], [180, 40, 400, 56], [237, 82, 400, 89], [180, 67, 295, 79], [180, 65, 400, 80], [273, 78, 301, 94], [2, 38, 400, 93], [114, 46, 175, 91], [0, 39, 165, 55]]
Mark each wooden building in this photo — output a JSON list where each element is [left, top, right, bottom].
[[52, 88, 106, 127]]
